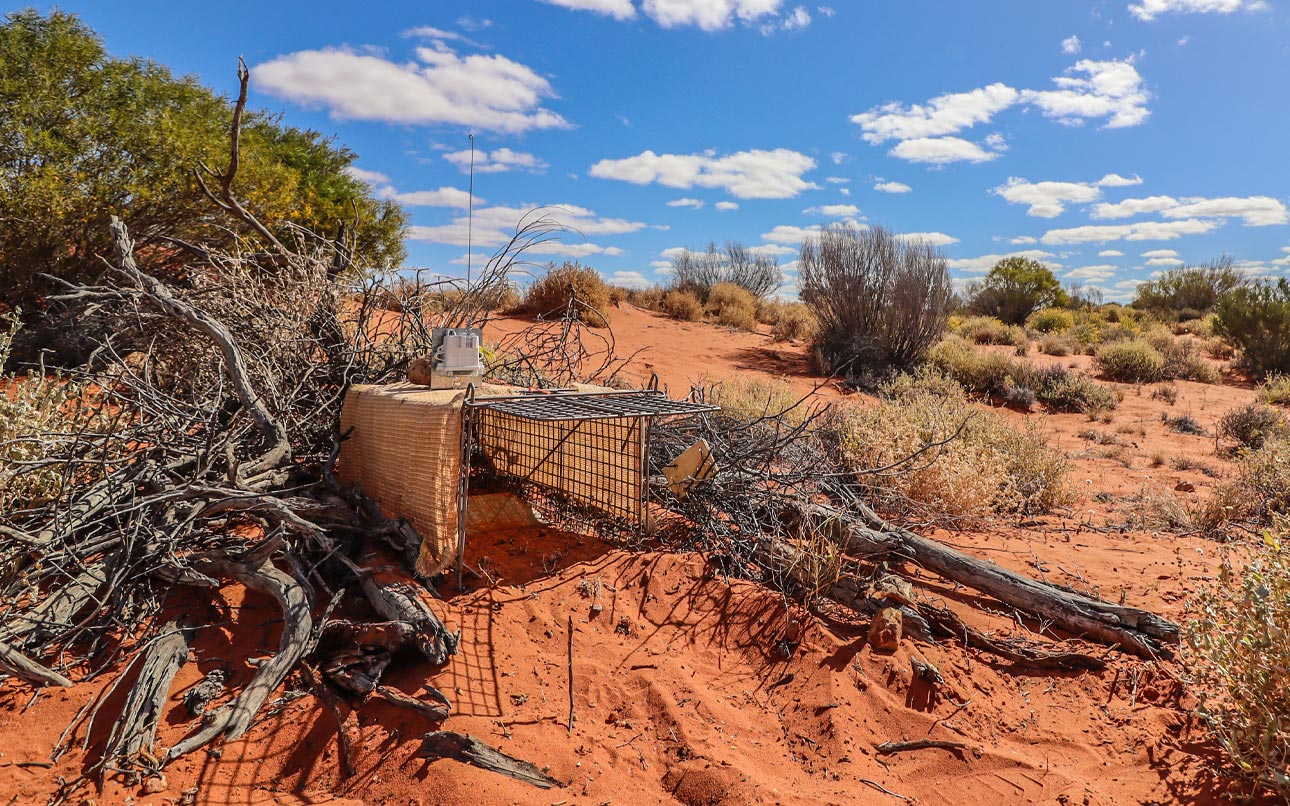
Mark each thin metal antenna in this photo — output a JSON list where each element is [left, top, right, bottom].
[[466, 133, 475, 289]]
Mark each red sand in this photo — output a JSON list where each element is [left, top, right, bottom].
[[0, 307, 1277, 806]]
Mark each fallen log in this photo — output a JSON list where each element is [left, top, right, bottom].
[[103, 623, 190, 771], [788, 501, 1179, 658], [0, 640, 73, 687], [419, 731, 561, 789]]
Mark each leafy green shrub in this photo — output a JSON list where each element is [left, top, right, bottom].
[[1031, 365, 1121, 415], [956, 316, 1028, 347], [1229, 437, 1290, 522], [1095, 340, 1165, 382], [663, 290, 703, 322], [770, 303, 817, 343], [1164, 413, 1207, 436], [1134, 259, 1246, 314], [1259, 375, 1290, 407], [966, 256, 1068, 325], [1184, 523, 1289, 799], [1026, 307, 1074, 333], [522, 261, 611, 326], [1214, 278, 1290, 378], [1219, 403, 1288, 451], [926, 337, 1119, 415]]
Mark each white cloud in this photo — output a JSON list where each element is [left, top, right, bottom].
[[992, 177, 1103, 217], [443, 147, 548, 174], [803, 203, 860, 217], [1062, 35, 1082, 54], [946, 249, 1058, 274], [825, 176, 850, 184], [1040, 218, 1221, 244], [1177, 35, 1191, 46], [776, 5, 812, 31], [1010, 235, 1038, 244], [750, 243, 798, 257], [255, 43, 569, 134], [1146, 256, 1185, 266], [605, 270, 652, 288], [984, 132, 1008, 151], [896, 231, 959, 246], [715, 201, 739, 211], [538, 0, 637, 19], [762, 223, 829, 244], [589, 148, 819, 199], [1129, 0, 1269, 21], [640, 0, 790, 31], [407, 203, 646, 248], [1098, 249, 1125, 256], [851, 83, 1020, 144], [838, 187, 851, 196], [667, 197, 706, 208], [1021, 59, 1151, 129], [874, 180, 912, 194], [889, 136, 1000, 165], [345, 166, 392, 185], [1163, 196, 1289, 226], [1090, 195, 1179, 219], [1098, 173, 1143, 187], [1065, 264, 1119, 281], [1141, 248, 1180, 257], [384, 187, 476, 207], [830, 152, 850, 165]]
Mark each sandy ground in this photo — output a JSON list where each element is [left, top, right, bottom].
[[0, 305, 1278, 806]]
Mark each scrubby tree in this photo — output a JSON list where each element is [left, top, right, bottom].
[[799, 224, 954, 374], [1132, 258, 1245, 315], [0, 10, 407, 313], [967, 257, 1068, 324], [1214, 278, 1290, 378], [670, 241, 782, 300]]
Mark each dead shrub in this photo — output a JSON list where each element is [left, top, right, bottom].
[[1184, 522, 1289, 799], [709, 377, 813, 428], [670, 241, 782, 300], [627, 286, 666, 312], [662, 290, 704, 322], [521, 261, 611, 326], [1218, 403, 1289, 451]]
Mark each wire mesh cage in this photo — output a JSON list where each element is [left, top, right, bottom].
[[455, 384, 717, 582]]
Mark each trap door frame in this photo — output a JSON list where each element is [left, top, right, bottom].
[[456, 382, 717, 585]]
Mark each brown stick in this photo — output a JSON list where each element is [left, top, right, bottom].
[[0, 640, 73, 687], [102, 623, 189, 770], [419, 731, 561, 789], [876, 738, 969, 756], [566, 615, 575, 733]]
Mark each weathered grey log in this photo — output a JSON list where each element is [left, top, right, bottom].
[[356, 550, 458, 666], [790, 500, 1178, 658], [1, 563, 107, 643], [103, 623, 190, 768], [0, 640, 73, 687], [419, 731, 561, 789], [165, 558, 312, 763]]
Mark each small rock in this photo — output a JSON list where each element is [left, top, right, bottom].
[[141, 774, 167, 795], [408, 357, 434, 386], [868, 608, 902, 653]]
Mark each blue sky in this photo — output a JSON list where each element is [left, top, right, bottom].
[[17, 0, 1290, 300]]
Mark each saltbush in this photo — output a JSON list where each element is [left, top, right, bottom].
[[1026, 307, 1074, 333], [928, 336, 1119, 415], [706, 282, 760, 331], [522, 261, 611, 326], [1038, 332, 1074, 356], [663, 290, 704, 322], [770, 303, 818, 343], [1095, 340, 1165, 383], [1219, 403, 1288, 451], [956, 315, 1028, 347]]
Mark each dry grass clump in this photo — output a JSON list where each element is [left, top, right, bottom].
[[708, 376, 814, 428], [1026, 307, 1074, 333], [1038, 332, 1075, 356], [927, 336, 1120, 415], [1183, 522, 1289, 799], [770, 303, 818, 343], [955, 315, 1028, 347], [839, 370, 1072, 518], [626, 286, 666, 312], [1219, 403, 1289, 451], [1095, 339, 1165, 382], [522, 261, 611, 326], [662, 289, 704, 322], [1230, 437, 1290, 522], [1258, 375, 1290, 407], [706, 282, 759, 331]]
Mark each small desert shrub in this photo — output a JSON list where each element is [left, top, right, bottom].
[[1214, 278, 1290, 378], [928, 337, 1118, 415], [926, 336, 1019, 397], [627, 286, 666, 312], [1228, 437, 1290, 522], [755, 298, 790, 325], [1163, 413, 1207, 436], [522, 261, 611, 326], [841, 376, 1071, 518], [670, 241, 782, 299], [1258, 375, 1290, 407], [706, 282, 760, 332], [1219, 403, 1289, 451], [1038, 332, 1074, 356], [770, 303, 818, 343], [1203, 336, 1235, 361], [1184, 523, 1289, 799], [709, 377, 812, 428], [1033, 367, 1121, 415], [1150, 384, 1179, 405], [956, 315, 1028, 347], [662, 290, 704, 322], [1095, 340, 1165, 383], [1134, 259, 1246, 314], [1026, 307, 1074, 333], [607, 286, 628, 306]]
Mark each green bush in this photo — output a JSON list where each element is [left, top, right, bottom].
[[1215, 278, 1290, 378], [927, 336, 1119, 415], [956, 316, 1028, 347], [966, 256, 1068, 325], [1259, 375, 1290, 407], [1184, 522, 1289, 799], [1026, 307, 1074, 333], [1095, 340, 1165, 383], [1134, 259, 1245, 314], [522, 262, 611, 326]]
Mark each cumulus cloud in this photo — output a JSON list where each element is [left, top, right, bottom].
[[538, 0, 636, 19], [255, 43, 569, 134], [1039, 218, 1220, 244], [641, 0, 793, 31], [407, 203, 646, 249], [589, 148, 819, 199], [1141, 248, 1180, 257], [993, 177, 1103, 218], [1098, 249, 1125, 256], [1146, 256, 1184, 266], [1098, 173, 1143, 187], [345, 166, 392, 185], [1090, 195, 1179, 219], [1010, 235, 1038, 244], [825, 176, 850, 184], [945, 249, 1058, 274], [889, 136, 1000, 165], [1062, 35, 1082, 54], [385, 187, 477, 207], [803, 204, 860, 217], [1022, 59, 1151, 129], [605, 270, 652, 288], [896, 231, 959, 246], [715, 201, 739, 211], [1129, 0, 1269, 21], [851, 84, 1020, 144], [1092, 194, 1289, 225], [1065, 264, 1119, 281], [667, 198, 706, 208], [443, 147, 548, 174], [761, 223, 831, 244], [874, 180, 912, 193]]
